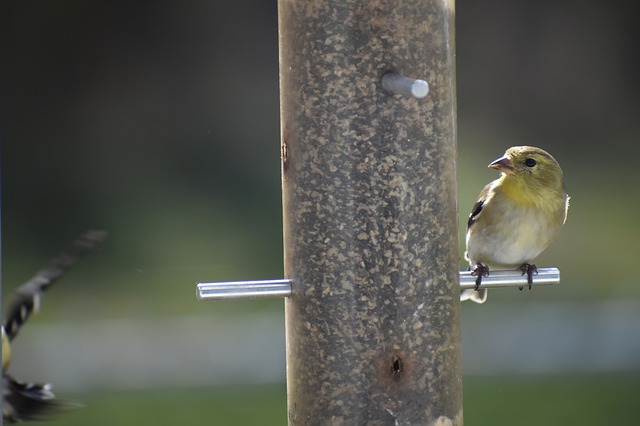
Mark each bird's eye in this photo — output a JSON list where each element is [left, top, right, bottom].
[[524, 158, 537, 167]]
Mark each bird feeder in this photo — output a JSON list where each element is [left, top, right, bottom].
[[197, 1, 559, 424]]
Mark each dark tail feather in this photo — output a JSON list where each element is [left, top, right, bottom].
[[2, 375, 79, 423]]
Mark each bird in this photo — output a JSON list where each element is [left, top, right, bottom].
[[2, 230, 106, 423], [460, 146, 569, 304]]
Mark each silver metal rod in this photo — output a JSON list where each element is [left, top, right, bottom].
[[459, 267, 560, 289], [381, 73, 430, 99], [196, 279, 292, 301], [196, 268, 559, 301]]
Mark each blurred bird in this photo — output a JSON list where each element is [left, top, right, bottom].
[[460, 146, 569, 304], [2, 230, 106, 423]]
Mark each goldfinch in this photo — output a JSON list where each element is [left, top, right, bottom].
[[2, 230, 106, 423], [460, 146, 569, 304]]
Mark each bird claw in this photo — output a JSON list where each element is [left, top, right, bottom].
[[471, 263, 490, 291], [520, 263, 538, 289]]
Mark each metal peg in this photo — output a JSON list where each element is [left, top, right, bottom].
[[197, 279, 292, 301], [459, 267, 560, 290], [196, 268, 559, 301], [382, 73, 430, 99]]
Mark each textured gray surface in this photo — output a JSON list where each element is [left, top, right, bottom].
[[279, 0, 461, 424]]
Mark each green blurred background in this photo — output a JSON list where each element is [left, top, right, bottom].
[[2, 0, 639, 425]]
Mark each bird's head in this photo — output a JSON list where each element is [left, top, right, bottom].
[[489, 146, 563, 187]]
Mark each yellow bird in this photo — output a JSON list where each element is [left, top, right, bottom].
[[461, 146, 569, 304], [2, 230, 106, 423]]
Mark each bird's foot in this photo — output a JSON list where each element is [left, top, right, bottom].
[[471, 263, 490, 291], [519, 263, 538, 290]]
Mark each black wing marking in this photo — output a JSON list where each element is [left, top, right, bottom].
[[467, 183, 491, 230], [467, 199, 485, 229], [3, 230, 107, 341]]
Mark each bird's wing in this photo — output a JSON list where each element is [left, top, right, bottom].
[[3, 230, 107, 341], [467, 183, 491, 230]]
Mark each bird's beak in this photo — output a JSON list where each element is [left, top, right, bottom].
[[488, 155, 515, 175]]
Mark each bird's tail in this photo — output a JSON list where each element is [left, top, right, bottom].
[[2, 375, 78, 423], [460, 288, 488, 304]]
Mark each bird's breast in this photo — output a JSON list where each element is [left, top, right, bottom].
[[466, 201, 563, 268]]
